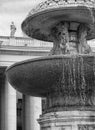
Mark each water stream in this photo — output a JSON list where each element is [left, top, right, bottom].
[[86, 6, 95, 24], [61, 55, 95, 106]]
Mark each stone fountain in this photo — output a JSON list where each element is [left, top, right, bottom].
[[6, 0, 95, 130]]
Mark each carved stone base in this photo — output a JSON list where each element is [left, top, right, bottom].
[[38, 111, 95, 130], [50, 22, 92, 55]]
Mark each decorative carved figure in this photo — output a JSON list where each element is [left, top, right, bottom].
[[50, 26, 61, 55], [50, 22, 70, 55], [78, 24, 92, 54], [59, 22, 70, 54]]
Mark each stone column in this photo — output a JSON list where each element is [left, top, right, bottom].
[[0, 73, 5, 130], [22, 95, 42, 130], [1, 79, 17, 130]]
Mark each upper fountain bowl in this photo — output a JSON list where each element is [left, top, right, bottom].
[[6, 54, 95, 97], [22, 0, 95, 42]]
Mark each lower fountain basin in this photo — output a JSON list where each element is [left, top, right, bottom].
[[6, 54, 95, 97]]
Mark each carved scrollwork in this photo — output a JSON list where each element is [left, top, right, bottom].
[[78, 125, 95, 130], [28, 0, 95, 16]]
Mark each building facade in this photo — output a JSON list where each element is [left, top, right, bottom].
[[0, 36, 52, 130]]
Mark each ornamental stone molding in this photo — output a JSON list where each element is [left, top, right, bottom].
[[78, 125, 95, 130], [38, 111, 95, 130], [22, 0, 95, 42], [28, 0, 95, 16]]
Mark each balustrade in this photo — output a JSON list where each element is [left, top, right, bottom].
[[0, 36, 52, 48]]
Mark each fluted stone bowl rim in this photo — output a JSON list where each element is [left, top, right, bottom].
[[22, 4, 95, 42], [6, 54, 94, 71]]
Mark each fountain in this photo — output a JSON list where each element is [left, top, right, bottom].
[[6, 0, 95, 130]]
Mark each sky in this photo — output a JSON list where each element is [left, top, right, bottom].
[[0, 0, 43, 37]]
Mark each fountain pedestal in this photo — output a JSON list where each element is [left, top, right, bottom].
[[38, 111, 95, 130], [37, 54, 95, 130]]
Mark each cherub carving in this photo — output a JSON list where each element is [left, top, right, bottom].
[[59, 22, 70, 54], [78, 24, 92, 54], [50, 26, 61, 55], [50, 22, 70, 55]]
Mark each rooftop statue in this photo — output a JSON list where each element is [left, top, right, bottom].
[[10, 22, 16, 37]]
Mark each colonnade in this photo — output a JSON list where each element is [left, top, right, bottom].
[[0, 72, 41, 130]]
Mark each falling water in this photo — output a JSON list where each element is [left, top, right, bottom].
[[80, 57, 86, 105], [93, 57, 95, 85], [61, 55, 95, 106], [86, 6, 95, 24], [72, 57, 77, 92], [44, 55, 95, 113]]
